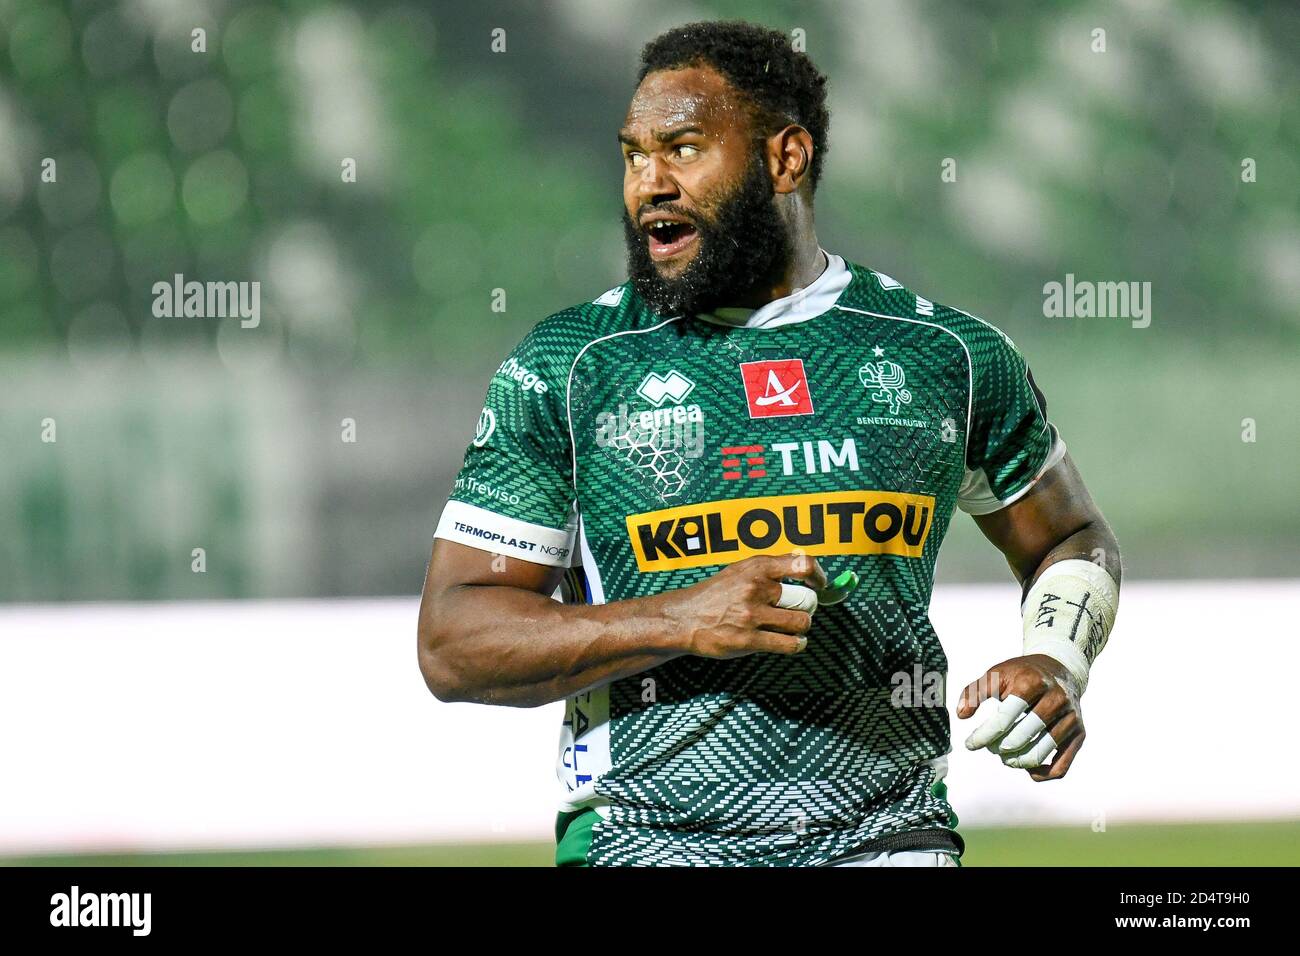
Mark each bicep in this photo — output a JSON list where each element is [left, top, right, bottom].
[[971, 453, 1105, 584], [417, 539, 566, 663], [416, 540, 570, 703], [424, 538, 565, 595]]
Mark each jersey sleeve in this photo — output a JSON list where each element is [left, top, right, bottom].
[[956, 326, 1066, 515], [434, 324, 579, 567]]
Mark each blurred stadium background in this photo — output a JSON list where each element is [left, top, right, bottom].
[[1, 0, 1297, 865]]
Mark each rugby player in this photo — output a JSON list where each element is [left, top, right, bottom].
[[418, 20, 1121, 867]]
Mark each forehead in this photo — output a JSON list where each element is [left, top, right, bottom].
[[622, 65, 752, 138]]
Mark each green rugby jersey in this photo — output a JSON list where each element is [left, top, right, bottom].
[[434, 252, 1064, 866]]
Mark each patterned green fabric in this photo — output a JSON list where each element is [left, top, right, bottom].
[[444, 261, 1054, 866], [555, 808, 597, 867]]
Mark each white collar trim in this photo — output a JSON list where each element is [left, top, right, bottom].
[[694, 249, 850, 329]]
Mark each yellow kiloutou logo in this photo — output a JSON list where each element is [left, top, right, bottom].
[[626, 490, 935, 572]]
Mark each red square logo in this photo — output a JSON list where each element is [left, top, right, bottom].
[[739, 359, 815, 418]]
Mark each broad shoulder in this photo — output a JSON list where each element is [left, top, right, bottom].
[[520, 281, 674, 367], [836, 260, 1018, 356]]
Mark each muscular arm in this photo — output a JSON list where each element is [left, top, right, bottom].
[[959, 452, 1121, 781], [417, 540, 681, 707], [972, 453, 1121, 597], [417, 540, 822, 708]]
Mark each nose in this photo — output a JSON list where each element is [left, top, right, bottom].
[[633, 154, 678, 209]]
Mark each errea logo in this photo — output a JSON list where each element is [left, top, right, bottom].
[[637, 370, 695, 407]]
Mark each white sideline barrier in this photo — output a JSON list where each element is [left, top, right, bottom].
[[0, 581, 1296, 855]]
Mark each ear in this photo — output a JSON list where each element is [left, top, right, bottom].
[[769, 125, 814, 195]]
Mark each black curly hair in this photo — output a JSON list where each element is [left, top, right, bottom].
[[637, 20, 831, 192]]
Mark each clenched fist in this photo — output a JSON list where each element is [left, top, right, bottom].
[[660, 553, 828, 659]]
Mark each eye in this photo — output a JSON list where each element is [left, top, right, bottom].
[[675, 144, 700, 159], [626, 152, 647, 170]]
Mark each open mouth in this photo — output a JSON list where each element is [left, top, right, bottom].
[[644, 218, 700, 260]]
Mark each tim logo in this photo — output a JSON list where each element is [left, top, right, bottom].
[[720, 445, 766, 479], [740, 359, 814, 418]]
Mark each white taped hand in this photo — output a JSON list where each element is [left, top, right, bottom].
[[998, 710, 1047, 754], [777, 583, 818, 614], [966, 695, 1057, 769], [1001, 729, 1058, 769], [964, 694, 1029, 751]]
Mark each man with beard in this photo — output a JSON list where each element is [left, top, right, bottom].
[[418, 21, 1121, 867]]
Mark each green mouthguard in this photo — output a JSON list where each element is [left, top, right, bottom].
[[818, 569, 859, 606]]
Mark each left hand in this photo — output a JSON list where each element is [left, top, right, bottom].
[[956, 654, 1085, 781]]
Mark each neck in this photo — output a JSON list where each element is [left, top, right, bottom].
[[728, 233, 825, 309]]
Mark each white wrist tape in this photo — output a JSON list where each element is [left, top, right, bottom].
[[1021, 559, 1118, 694]]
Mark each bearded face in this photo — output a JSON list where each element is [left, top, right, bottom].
[[623, 148, 792, 317]]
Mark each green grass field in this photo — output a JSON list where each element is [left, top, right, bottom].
[[4, 820, 1297, 867]]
